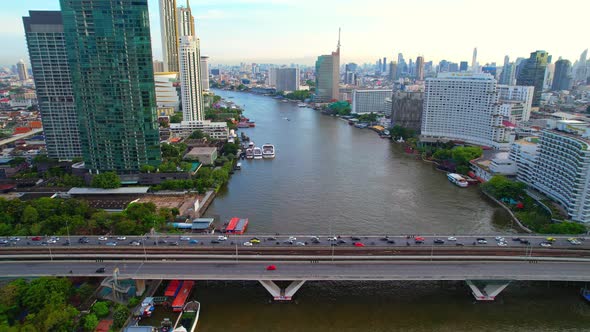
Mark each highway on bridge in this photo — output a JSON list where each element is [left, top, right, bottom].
[[1, 260, 589, 281]]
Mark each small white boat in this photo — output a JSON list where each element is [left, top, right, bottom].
[[262, 144, 275, 159], [245, 148, 254, 159], [248, 141, 254, 148], [235, 162, 242, 170], [447, 173, 468, 188], [297, 103, 306, 107], [253, 147, 263, 159]]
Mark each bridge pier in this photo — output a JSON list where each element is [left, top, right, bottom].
[[135, 279, 146, 296], [259, 280, 306, 301], [466, 280, 510, 301]]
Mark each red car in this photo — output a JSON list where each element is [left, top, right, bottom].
[[353, 242, 365, 247], [266, 265, 277, 271], [31, 236, 42, 241]]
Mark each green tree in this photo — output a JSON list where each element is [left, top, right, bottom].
[[482, 176, 526, 199], [451, 146, 483, 164], [328, 101, 351, 116], [170, 113, 183, 123], [189, 129, 206, 139], [91, 172, 121, 189], [140, 165, 156, 173], [21, 206, 39, 225], [83, 314, 99, 332], [92, 301, 110, 318], [223, 143, 238, 156], [112, 304, 130, 329], [357, 113, 379, 123]]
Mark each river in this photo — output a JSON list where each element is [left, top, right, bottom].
[[193, 89, 590, 332]]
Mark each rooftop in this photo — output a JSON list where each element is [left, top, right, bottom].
[[68, 187, 150, 195], [185, 147, 217, 155]]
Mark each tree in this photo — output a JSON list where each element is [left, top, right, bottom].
[[92, 301, 109, 318], [328, 101, 351, 116], [358, 113, 378, 123], [83, 314, 99, 332], [482, 176, 526, 199], [112, 304, 130, 329], [170, 113, 183, 123], [21, 206, 39, 225], [140, 165, 156, 173], [451, 146, 483, 164], [223, 143, 238, 156], [189, 130, 206, 139], [91, 172, 121, 189]]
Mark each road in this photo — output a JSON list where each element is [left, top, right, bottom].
[[1, 260, 589, 281]]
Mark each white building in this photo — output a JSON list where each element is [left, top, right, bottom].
[[17, 59, 29, 81], [170, 120, 229, 140], [200, 56, 210, 91], [154, 72, 180, 112], [351, 90, 392, 114], [497, 85, 534, 123], [421, 73, 510, 149], [267, 67, 277, 87], [178, 36, 204, 122], [509, 137, 539, 186]]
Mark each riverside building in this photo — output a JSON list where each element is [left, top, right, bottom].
[[352, 90, 392, 114]]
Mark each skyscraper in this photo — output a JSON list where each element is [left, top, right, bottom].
[[177, 4, 195, 37], [459, 61, 468, 72], [516, 50, 550, 107], [552, 59, 572, 91], [382, 57, 387, 73], [314, 29, 341, 102], [179, 36, 204, 122], [499, 56, 515, 85], [23, 11, 81, 160], [159, 0, 179, 72], [416, 56, 425, 80], [389, 61, 397, 81], [276, 68, 300, 92], [471, 47, 478, 73], [200, 56, 210, 91], [60, 0, 161, 173], [16, 60, 28, 81], [575, 49, 588, 81]]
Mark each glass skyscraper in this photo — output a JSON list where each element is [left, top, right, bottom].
[[60, 0, 161, 173], [23, 11, 82, 161], [516, 50, 550, 107]]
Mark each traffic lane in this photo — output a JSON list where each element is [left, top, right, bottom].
[[2, 261, 590, 281]]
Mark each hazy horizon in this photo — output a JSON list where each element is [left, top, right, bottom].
[[1, 0, 588, 68]]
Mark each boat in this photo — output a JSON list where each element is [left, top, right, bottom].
[[225, 217, 249, 235], [262, 144, 275, 159], [173, 301, 201, 332], [164, 280, 183, 297], [248, 141, 254, 148], [379, 130, 391, 139], [160, 318, 174, 332], [297, 103, 306, 107], [172, 281, 195, 312], [253, 147, 263, 159], [582, 288, 590, 303], [447, 173, 469, 188], [245, 148, 254, 159], [235, 162, 242, 170], [248, 121, 256, 127], [237, 122, 250, 128]]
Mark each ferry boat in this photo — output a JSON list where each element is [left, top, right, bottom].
[[253, 147, 263, 159], [237, 122, 250, 128], [245, 148, 254, 159], [262, 144, 275, 159], [172, 281, 195, 312], [447, 173, 469, 188], [297, 103, 307, 107], [173, 301, 201, 332]]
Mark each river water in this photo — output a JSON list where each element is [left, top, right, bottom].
[[195, 90, 590, 332]]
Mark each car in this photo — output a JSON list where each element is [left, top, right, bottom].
[[130, 241, 141, 246], [540, 242, 552, 248], [288, 236, 297, 241], [283, 239, 294, 244], [520, 239, 530, 245], [217, 236, 228, 241], [243, 241, 253, 246], [380, 237, 390, 241], [266, 237, 277, 241], [158, 239, 168, 244], [495, 236, 505, 242], [50, 237, 60, 241], [295, 242, 306, 246], [353, 242, 365, 247], [250, 238, 261, 244], [477, 239, 488, 244], [571, 240, 582, 245], [117, 236, 126, 241], [447, 236, 457, 241], [351, 236, 362, 241], [497, 242, 508, 247], [40, 241, 48, 246], [546, 237, 556, 242], [311, 238, 321, 244], [31, 236, 42, 241], [98, 236, 108, 241], [62, 240, 71, 246], [105, 241, 117, 246], [327, 237, 337, 241], [415, 236, 425, 242], [180, 236, 191, 241], [387, 240, 396, 244], [168, 241, 179, 246], [189, 239, 199, 244], [434, 239, 445, 244], [414, 239, 424, 244], [78, 237, 89, 244], [47, 239, 57, 244], [455, 242, 464, 246], [9, 237, 20, 242], [96, 267, 105, 273], [0, 240, 9, 245], [512, 237, 521, 241], [210, 240, 220, 244], [266, 265, 277, 271], [337, 239, 347, 244]]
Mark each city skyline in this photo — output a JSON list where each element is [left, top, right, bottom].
[[1, 0, 589, 67]]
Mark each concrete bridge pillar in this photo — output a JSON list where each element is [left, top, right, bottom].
[[135, 279, 146, 296], [259, 280, 306, 301], [466, 280, 510, 301]]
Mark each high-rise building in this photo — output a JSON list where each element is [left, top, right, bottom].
[[179, 36, 204, 122], [377, 59, 382, 74], [16, 60, 28, 81], [459, 61, 468, 72], [421, 73, 510, 149], [23, 11, 82, 160], [60, 0, 161, 173], [389, 61, 397, 81], [267, 67, 278, 87], [153, 60, 165, 73], [575, 49, 588, 81], [314, 29, 341, 102], [351, 90, 392, 114], [416, 56, 425, 80], [177, 5, 195, 38], [516, 50, 550, 107], [391, 91, 424, 133], [552, 59, 572, 91], [448, 62, 459, 73], [276, 68, 300, 92], [499, 56, 515, 85], [154, 72, 180, 113], [497, 85, 534, 123], [471, 47, 478, 73], [382, 57, 387, 73], [159, 0, 179, 72], [200, 56, 210, 91]]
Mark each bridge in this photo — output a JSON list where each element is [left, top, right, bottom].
[[1, 234, 589, 301]]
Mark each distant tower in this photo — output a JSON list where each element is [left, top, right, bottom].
[[383, 57, 387, 73], [159, 0, 179, 72], [471, 47, 478, 73], [517, 50, 550, 107], [416, 56, 425, 80], [552, 59, 572, 91], [314, 28, 341, 102], [17, 59, 28, 81], [200, 56, 210, 91]]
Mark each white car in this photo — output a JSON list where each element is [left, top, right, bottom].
[[47, 239, 57, 244], [327, 237, 337, 241], [9, 237, 20, 242], [295, 242, 306, 246], [130, 241, 141, 246], [180, 236, 191, 241], [540, 242, 552, 248], [218, 236, 228, 241], [447, 236, 457, 241], [117, 236, 126, 240], [98, 236, 108, 241], [243, 241, 253, 246], [288, 236, 297, 241], [497, 242, 508, 247], [495, 236, 505, 242]]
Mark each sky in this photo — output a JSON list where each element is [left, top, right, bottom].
[[1, 0, 589, 67]]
